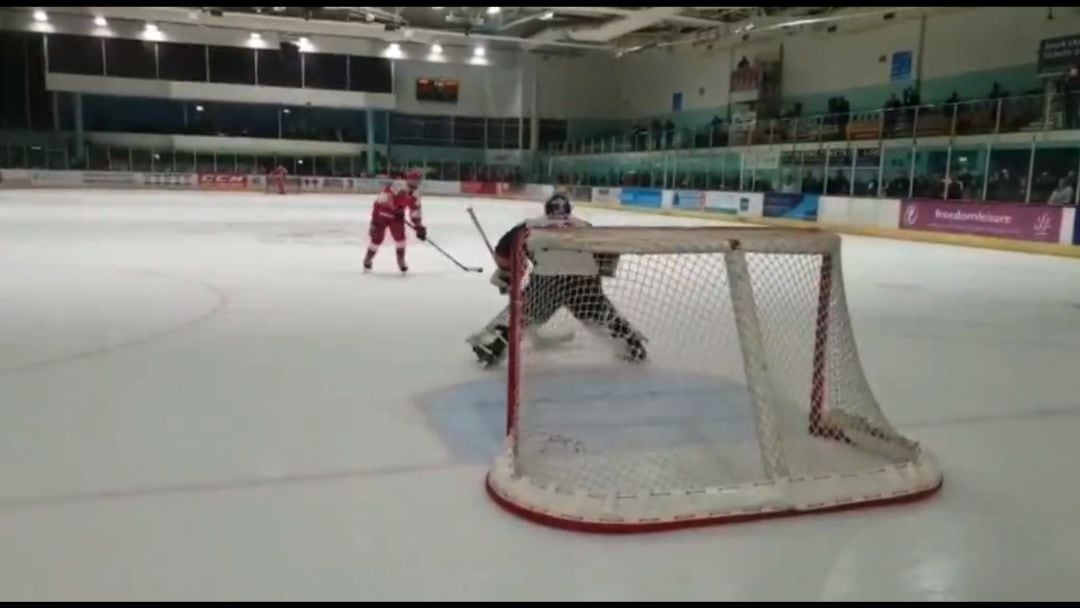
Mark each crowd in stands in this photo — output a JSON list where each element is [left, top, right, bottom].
[[567, 63, 1080, 155]]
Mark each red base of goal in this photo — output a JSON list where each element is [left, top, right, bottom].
[[485, 473, 943, 534]]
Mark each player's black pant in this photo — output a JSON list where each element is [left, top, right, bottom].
[[521, 274, 640, 344]]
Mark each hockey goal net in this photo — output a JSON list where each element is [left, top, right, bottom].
[[265, 174, 303, 194], [486, 226, 942, 532]]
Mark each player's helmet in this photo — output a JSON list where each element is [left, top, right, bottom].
[[406, 168, 423, 190], [544, 192, 572, 218]]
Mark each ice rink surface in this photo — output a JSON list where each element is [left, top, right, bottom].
[[1, 189, 1079, 601]]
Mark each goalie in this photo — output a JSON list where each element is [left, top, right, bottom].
[[467, 193, 647, 367]]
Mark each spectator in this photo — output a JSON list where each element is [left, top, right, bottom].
[[738, 55, 750, 70], [837, 96, 851, 140], [944, 91, 960, 118], [883, 92, 901, 137], [650, 118, 662, 149], [903, 87, 920, 125], [665, 119, 675, 149], [988, 82, 1003, 100], [827, 170, 850, 195], [1048, 178, 1075, 204]]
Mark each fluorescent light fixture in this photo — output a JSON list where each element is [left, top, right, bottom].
[[94, 15, 107, 27], [32, 9, 47, 22], [195, 104, 204, 112], [385, 42, 404, 59], [250, 32, 261, 40], [487, 6, 500, 15], [282, 108, 291, 114], [297, 36, 314, 52], [431, 43, 443, 55], [474, 45, 485, 57], [540, 10, 555, 20], [142, 22, 163, 40]]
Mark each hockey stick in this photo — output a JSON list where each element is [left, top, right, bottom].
[[405, 220, 483, 273], [465, 207, 574, 348], [466, 206, 496, 256]]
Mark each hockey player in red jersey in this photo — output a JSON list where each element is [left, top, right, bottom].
[[270, 164, 288, 195], [363, 168, 427, 273]]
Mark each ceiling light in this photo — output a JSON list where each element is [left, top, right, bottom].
[[474, 45, 485, 57], [32, 9, 47, 22], [487, 7, 501, 15], [431, 43, 443, 55], [93, 15, 108, 27], [540, 10, 555, 20]]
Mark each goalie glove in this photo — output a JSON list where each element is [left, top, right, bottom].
[[490, 268, 510, 295]]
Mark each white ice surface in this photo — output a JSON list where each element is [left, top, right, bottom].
[[1, 189, 1079, 600]]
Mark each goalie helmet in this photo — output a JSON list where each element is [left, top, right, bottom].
[[544, 192, 572, 218]]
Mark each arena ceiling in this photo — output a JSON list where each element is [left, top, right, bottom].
[[192, 6, 927, 54], [30, 6, 944, 56]]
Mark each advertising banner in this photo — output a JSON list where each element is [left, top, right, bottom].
[[1038, 33, 1080, 75], [763, 192, 819, 221], [902, 199, 1062, 243], [673, 190, 704, 210], [424, 180, 461, 195], [704, 191, 743, 215], [142, 173, 195, 189], [82, 171, 136, 186], [496, 183, 551, 200], [461, 181, 499, 195], [570, 185, 593, 203], [30, 171, 84, 187], [619, 187, 663, 209], [199, 173, 248, 191], [593, 187, 621, 205], [0, 169, 31, 189]]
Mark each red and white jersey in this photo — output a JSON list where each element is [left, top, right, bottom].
[[271, 166, 287, 177], [371, 180, 422, 226]]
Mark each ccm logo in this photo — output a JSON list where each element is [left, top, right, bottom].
[[199, 174, 247, 190], [200, 174, 246, 185]]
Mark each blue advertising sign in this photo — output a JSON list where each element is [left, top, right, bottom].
[[620, 188, 664, 209], [891, 50, 913, 82], [763, 192, 819, 221]]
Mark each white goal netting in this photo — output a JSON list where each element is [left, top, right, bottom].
[[486, 226, 941, 532]]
